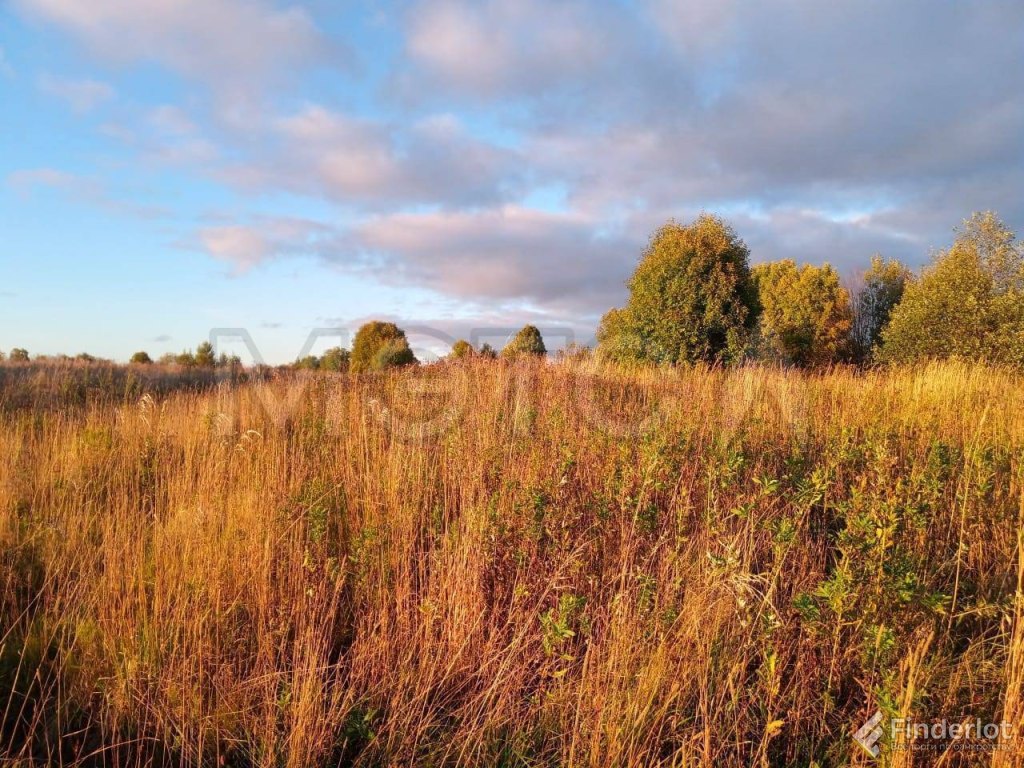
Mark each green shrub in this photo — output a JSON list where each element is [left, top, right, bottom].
[[502, 326, 546, 359], [320, 347, 350, 372], [372, 340, 416, 370]]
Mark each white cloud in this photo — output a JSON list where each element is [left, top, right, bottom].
[[6, 167, 166, 218], [13, 0, 1024, 327], [97, 105, 219, 168], [198, 226, 279, 272], [402, 0, 618, 98], [213, 104, 523, 208], [196, 217, 332, 273], [147, 104, 199, 136], [643, 0, 742, 58], [349, 205, 631, 307], [189, 204, 635, 312], [38, 74, 114, 113], [272, 107, 401, 197], [7, 168, 81, 193], [14, 0, 333, 92]]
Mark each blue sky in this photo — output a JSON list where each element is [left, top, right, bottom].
[[1, 0, 1022, 363]]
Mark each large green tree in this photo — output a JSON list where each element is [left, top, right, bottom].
[[879, 212, 1024, 366], [752, 260, 853, 367], [351, 322, 417, 373], [597, 215, 759, 365]]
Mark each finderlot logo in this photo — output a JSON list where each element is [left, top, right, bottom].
[[853, 711, 1014, 758], [854, 710, 885, 757]]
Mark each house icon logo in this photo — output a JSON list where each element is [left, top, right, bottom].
[[854, 710, 885, 757]]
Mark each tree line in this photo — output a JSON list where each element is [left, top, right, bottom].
[[3, 210, 1019, 371], [289, 321, 545, 372], [597, 210, 1024, 368], [278, 210, 1022, 371]]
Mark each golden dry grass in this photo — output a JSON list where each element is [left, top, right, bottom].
[[1, 360, 1022, 766]]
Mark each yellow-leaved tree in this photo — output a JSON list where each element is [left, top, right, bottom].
[[350, 322, 417, 373], [752, 260, 853, 367]]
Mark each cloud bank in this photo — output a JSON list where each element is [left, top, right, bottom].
[[11, 0, 1024, 328]]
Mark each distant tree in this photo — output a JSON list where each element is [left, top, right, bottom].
[[195, 341, 216, 368], [9, 348, 29, 362], [175, 351, 197, 368], [850, 255, 911, 362], [479, 343, 498, 360], [556, 343, 592, 362], [130, 351, 153, 365], [351, 322, 417, 372], [597, 215, 759, 365], [880, 212, 1024, 366], [75, 352, 96, 363], [294, 355, 321, 371], [502, 325, 547, 359], [319, 347, 350, 372], [372, 340, 417, 370], [450, 339, 474, 359], [0, 350, 5, 362], [752, 260, 853, 367]]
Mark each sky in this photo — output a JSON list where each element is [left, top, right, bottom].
[[1, 0, 1022, 363]]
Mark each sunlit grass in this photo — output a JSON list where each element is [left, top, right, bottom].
[[1, 359, 1022, 766]]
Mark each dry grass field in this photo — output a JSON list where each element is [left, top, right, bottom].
[[1, 360, 1022, 766]]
